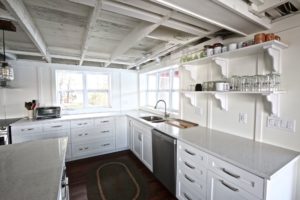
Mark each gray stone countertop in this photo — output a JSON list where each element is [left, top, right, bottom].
[[0, 137, 68, 200]]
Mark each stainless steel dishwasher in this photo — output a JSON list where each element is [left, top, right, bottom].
[[152, 129, 177, 195]]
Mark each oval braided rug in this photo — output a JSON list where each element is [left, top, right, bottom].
[[87, 158, 149, 200]]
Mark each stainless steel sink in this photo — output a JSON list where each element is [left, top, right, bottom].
[[140, 116, 166, 123]]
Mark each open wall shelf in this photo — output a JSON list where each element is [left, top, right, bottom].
[[181, 90, 286, 116], [182, 40, 288, 78]]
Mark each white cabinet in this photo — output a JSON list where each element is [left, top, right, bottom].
[[70, 117, 116, 159], [142, 129, 152, 171], [132, 124, 143, 158], [207, 171, 260, 200], [115, 116, 128, 150], [177, 140, 299, 200], [130, 118, 153, 171], [127, 118, 133, 151]]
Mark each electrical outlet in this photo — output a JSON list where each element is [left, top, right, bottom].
[[239, 112, 247, 124], [266, 116, 296, 133], [286, 120, 296, 132], [194, 107, 203, 116]]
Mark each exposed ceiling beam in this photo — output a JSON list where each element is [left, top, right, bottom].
[[128, 36, 202, 69], [105, 13, 172, 67], [69, 0, 97, 7], [1, 49, 134, 65], [116, 0, 219, 32], [0, 8, 16, 21], [102, 0, 208, 36], [79, 0, 102, 66], [1, 0, 51, 62]]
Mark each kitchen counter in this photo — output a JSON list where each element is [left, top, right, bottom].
[[126, 111, 300, 179], [0, 137, 68, 200], [10, 111, 124, 126], [9, 110, 300, 179]]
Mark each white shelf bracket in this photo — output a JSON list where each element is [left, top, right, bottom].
[[213, 93, 228, 111], [263, 93, 280, 117], [181, 64, 198, 82], [264, 45, 282, 73], [212, 57, 229, 77], [182, 92, 198, 108]]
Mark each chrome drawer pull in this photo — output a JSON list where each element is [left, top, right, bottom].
[[22, 128, 34, 131], [102, 143, 110, 146], [220, 180, 239, 192], [79, 148, 83, 151], [184, 174, 195, 183], [84, 147, 89, 150], [101, 130, 109, 133], [184, 149, 195, 156], [101, 120, 109, 123], [84, 133, 88, 136], [78, 134, 83, 136], [222, 168, 240, 179], [184, 161, 195, 169], [51, 125, 62, 128], [183, 192, 192, 200], [77, 123, 82, 126], [83, 122, 88, 125]]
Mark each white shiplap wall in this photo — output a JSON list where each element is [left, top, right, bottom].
[[0, 60, 138, 118]]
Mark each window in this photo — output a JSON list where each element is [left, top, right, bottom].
[[56, 70, 110, 110], [140, 67, 179, 113]]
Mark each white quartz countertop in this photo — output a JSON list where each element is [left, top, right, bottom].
[[9, 110, 300, 179], [0, 137, 68, 200], [126, 111, 300, 179]]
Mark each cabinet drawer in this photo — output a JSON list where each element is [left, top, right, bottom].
[[94, 117, 114, 128], [72, 137, 115, 157], [43, 130, 70, 143], [12, 133, 45, 143], [178, 141, 207, 166], [207, 171, 260, 200], [208, 156, 264, 199], [71, 128, 114, 143], [178, 156, 206, 183], [43, 121, 70, 131], [12, 124, 43, 134], [178, 170, 206, 199], [71, 119, 94, 129], [178, 180, 205, 200]]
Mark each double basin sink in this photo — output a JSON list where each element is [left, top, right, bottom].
[[140, 116, 198, 129]]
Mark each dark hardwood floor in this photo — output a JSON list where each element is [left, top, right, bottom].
[[66, 150, 177, 200]]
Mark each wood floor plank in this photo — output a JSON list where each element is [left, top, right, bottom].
[[66, 150, 177, 200]]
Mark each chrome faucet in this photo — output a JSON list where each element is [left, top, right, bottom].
[[154, 99, 169, 118]]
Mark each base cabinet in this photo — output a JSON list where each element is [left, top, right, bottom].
[[11, 116, 129, 161], [207, 171, 259, 200], [128, 118, 153, 172], [177, 141, 298, 200]]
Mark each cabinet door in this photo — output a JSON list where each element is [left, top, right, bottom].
[[207, 171, 260, 200], [142, 128, 152, 171], [132, 124, 142, 159], [115, 116, 127, 149], [127, 119, 133, 151]]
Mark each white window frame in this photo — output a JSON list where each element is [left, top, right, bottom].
[[55, 70, 112, 114], [140, 66, 180, 115]]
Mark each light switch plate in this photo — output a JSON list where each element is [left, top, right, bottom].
[[239, 112, 248, 124], [267, 116, 296, 133]]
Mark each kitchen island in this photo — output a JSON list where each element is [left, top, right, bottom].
[[0, 137, 68, 200]]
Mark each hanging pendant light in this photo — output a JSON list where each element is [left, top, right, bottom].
[[0, 28, 14, 86]]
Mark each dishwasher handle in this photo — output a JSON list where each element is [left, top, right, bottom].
[[152, 129, 176, 144]]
